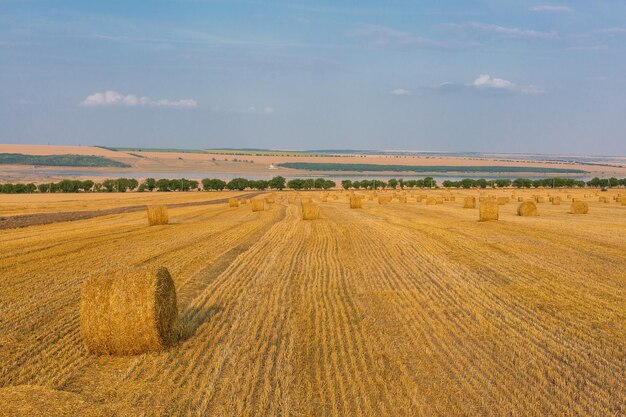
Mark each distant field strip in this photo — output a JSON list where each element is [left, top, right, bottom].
[[0, 153, 130, 168], [279, 162, 587, 174], [0, 192, 623, 416]]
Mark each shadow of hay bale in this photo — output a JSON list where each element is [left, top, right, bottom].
[[178, 305, 223, 342]]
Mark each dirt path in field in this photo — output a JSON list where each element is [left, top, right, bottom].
[[0, 192, 266, 230]]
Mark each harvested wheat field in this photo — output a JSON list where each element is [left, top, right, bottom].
[[0, 190, 625, 416]]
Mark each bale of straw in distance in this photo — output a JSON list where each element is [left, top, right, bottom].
[[463, 196, 476, 209], [228, 197, 239, 208], [251, 199, 265, 212], [517, 201, 538, 217], [331, 194, 339, 200], [535, 196, 545, 203], [398, 195, 407, 203], [425, 197, 437, 205], [302, 202, 320, 220], [497, 197, 509, 205], [599, 196, 608, 203], [80, 267, 178, 356], [552, 196, 561, 205], [570, 201, 589, 214], [265, 194, 275, 204], [378, 195, 392, 205], [622, 198, 626, 206], [350, 196, 363, 209], [147, 205, 168, 226], [518, 197, 524, 202], [240, 198, 248, 205], [479, 201, 499, 221], [435, 197, 444, 204]]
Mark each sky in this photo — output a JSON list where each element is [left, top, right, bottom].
[[1, 1, 625, 155]]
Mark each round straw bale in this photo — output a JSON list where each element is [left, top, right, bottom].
[[497, 197, 509, 205], [463, 196, 476, 208], [378, 195, 392, 205], [80, 267, 178, 356], [264, 194, 275, 204], [479, 201, 499, 221], [302, 202, 320, 220], [570, 201, 589, 214], [331, 194, 339, 200], [228, 197, 239, 208], [147, 205, 168, 226], [535, 196, 545, 203], [251, 198, 265, 212], [350, 196, 363, 209], [552, 196, 561, 205], [517, 201, 538, 217], [518, 197, 524, 202], [398, 195, 407, 203], [425, 197, 436, 205], [240, 198, 249, 205], [599, 196, 608, 203]]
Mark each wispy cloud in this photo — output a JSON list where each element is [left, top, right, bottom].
[[531, 5, 573, 13], [80, 91, 197, 108], [211, 105, 276, 115], [391, 89, 411, 96], [435, 74, 544, 95], [350, 24, 478, 50], [442, 22, 557, 39]]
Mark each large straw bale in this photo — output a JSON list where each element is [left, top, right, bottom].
[[240, 198, 249, 205], [570, 201, 589, 214], [425, 197, 437, 205], [264, 194, 275, 204], [535, 196, 545, 203], [80, 267, 178, 356], [552, 196, 561, 205], [228, 197, 239, 208], [599, 196, 609, 203], [463, 196, 476, 208], [350, 196, 363, 209], [398, 195, 407, 203], [302, 202, 320, 220], [147, 205, 168, 226], [517, 201, 538, 217], [479, 201, 499, 221], [251, 199, 265, 212]]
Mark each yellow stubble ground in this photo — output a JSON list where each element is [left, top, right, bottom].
[[0, 189, 624, 416]]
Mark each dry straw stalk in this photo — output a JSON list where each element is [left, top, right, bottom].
[[80, 267, 178, 356], [147, 205, 169, 226], [479, 201, 499, 221]]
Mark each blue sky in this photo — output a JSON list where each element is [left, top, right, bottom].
[[1, 1, 625, 155]]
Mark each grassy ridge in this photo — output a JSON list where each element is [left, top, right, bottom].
[[0, 153, 130, 168], [278, 162, 587, 174]]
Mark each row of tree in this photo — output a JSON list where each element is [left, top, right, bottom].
[[2, 175, 625, 194]]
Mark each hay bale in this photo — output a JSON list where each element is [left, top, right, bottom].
[[80, 267, 178, 356], [398, 195, 407, 203], [552, 196, 561, 205], [147, 205, 168, 226], [435, 197, 444, 205], [264, 194, 275, 204], [350, 196, 363, 209], [367, 195, 374, 201], [378, 196, 392, 205], [599, 196, 609, 203], [331, 194, 339, 200], [463, 196, 476, 208], [251, 199, 265, 212], [518, 197, 524, 202], [517, 201, 538, 217], [535, 196, 545, 203], [570, 201, 589, 214], [497, 197, 509, 205], [479, 201, 498, 222], [240, 198, 248, 205], [425, 197, 437, 205], [622, 199, 626, 206], [228, 197, 239, 208], [302, 202, 320, 220]]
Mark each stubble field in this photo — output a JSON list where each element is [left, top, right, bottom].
[[0, 189, 624, 416]]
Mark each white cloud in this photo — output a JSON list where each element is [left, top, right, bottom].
[[443, 22, 557, 39], [80, 91, 197, 108], [531, 5, 573, 13], [391, 89, 411, 96], [435, 75, 544, 95], [472, 74, 543, 94]]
